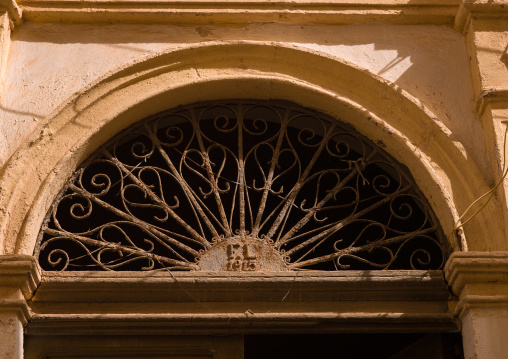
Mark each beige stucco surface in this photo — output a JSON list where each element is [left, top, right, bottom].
[[469, 19, 508, 92], [3, 22, 486, 179], [1, 1, 508, 358], [0, 312, 23, 358], [462, 307, 508, 359]]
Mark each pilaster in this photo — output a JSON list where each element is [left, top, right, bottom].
[[0, 255, 41, 359], [0, 0, 20, 101], [454, 1, 508, 251], [445, 251, 508, 359]]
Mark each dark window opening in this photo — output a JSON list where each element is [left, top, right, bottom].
[[244, 333, 464, 359], [35, 100, 446, 272]]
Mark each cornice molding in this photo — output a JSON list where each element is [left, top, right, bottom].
[[17, 0, 460, 26], [455, 0, 508, 34], [444, 251, 508, 296], [444, 251, 508, 316], [0, 0, 22, 26], [474, 88, 508, 117], [8, 0, 508, 29], [0, 254, 41, 298], [0, 255, 41, 324]]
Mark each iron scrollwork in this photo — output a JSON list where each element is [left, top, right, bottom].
[[35, 101, 446, 271]]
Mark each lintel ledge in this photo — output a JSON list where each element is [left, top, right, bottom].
[[444, 251, 508, 298], [17, 0, 461, 25], [32, 270, 450, 304]]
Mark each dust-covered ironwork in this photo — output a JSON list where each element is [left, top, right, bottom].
[[35, 101, 446, 271]]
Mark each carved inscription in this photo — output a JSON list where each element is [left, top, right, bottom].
[[226, 242, 258, 271], [198, 235, 289, 271]]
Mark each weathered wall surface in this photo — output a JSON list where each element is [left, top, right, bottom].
[[1, 2, 508, 359], [2, 22, 484, 179]]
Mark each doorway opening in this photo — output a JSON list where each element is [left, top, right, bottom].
[[244, 333, 464, 359]]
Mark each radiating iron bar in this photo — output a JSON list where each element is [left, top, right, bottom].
[[237, 105, 246, 235], [251, 110, 290, 237], [278, 150, 377, 245], [44, 228, 196, 269], [267, 123, 338, 240], [244, 176, 255, 230], [172, 144, 301, 223], [288, 226, 437, 269], [170, 146, 237, 230], [169, 170, 228, 232], [293, 229, 335, 264], [280, 221, 339, 244], [189, 108, 231, 236], [145, 124, 220, 240], [68, 183, 201, 257], [105, 151, 210, 248], [284, 184, 412, 255], [279, 193, 387, 245]]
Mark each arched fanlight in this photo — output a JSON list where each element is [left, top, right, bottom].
[[35, 100, 446, 271]]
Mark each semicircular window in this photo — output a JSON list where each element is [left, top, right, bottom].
[[36, 100, 447, 271]]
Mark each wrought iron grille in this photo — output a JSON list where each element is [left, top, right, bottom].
[[36, 100, 446, 271]]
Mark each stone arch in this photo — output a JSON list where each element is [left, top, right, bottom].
[[0, 41, 501, 255]]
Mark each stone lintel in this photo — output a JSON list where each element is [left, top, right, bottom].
[[444, 251, 508, 317], [0, 255, 41, 325], [33, 270, 450, 304], [17, 0, 460, 26], [27, 312, 459, 336], [27, 270, 456, 335], [14, 0, 508, 28]]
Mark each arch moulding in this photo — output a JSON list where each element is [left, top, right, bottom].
[[0, 41, 502, 257]]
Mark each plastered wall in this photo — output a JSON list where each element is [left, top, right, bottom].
[[1, 5, 508, 358], [2, 22, 485, 179]]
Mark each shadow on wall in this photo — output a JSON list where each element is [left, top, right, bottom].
[[0, 105, 44, 119]]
